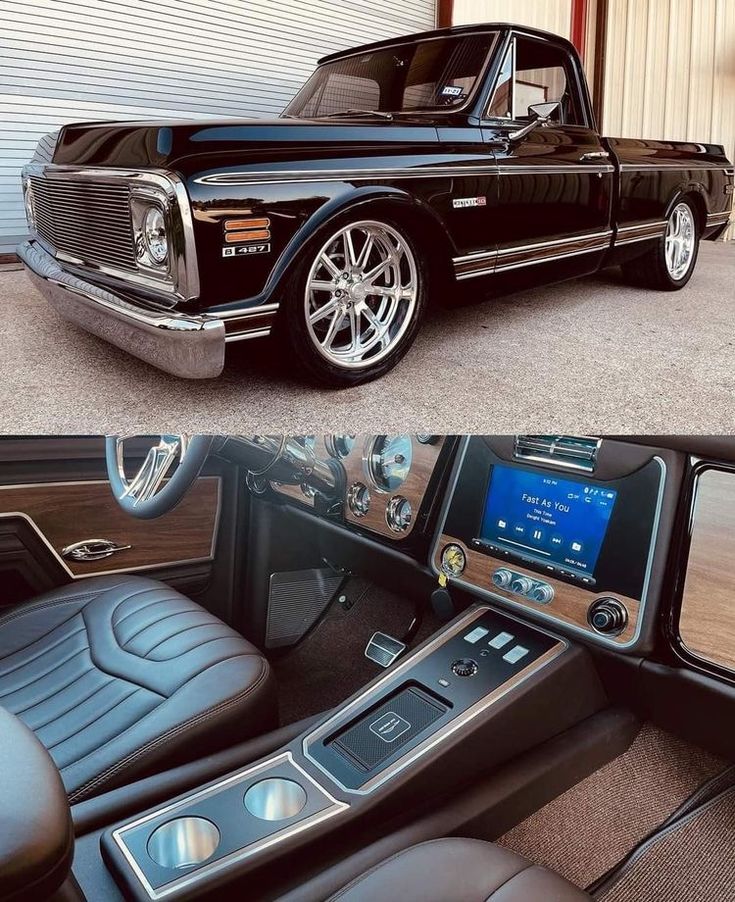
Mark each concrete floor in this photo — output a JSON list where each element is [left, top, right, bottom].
[[0, 241, 732, 433]]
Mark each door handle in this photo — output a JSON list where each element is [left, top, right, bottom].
[[61, 539, 132, 562], [579, 151, 610, 162]]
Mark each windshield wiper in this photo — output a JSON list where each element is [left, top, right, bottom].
[[321, 109, 394, 121]]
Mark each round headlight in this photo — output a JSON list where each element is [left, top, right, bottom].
[[24, 182, 36, 229], [143, 206, 168, 264]]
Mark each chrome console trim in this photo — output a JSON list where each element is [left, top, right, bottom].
[[303, 603, 567, 794], [111, 751, 349, 900], [428, 437, 667, 651]]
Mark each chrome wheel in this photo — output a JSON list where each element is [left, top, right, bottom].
[[665, 203, 696, 280], [304, 220, 418, 369]]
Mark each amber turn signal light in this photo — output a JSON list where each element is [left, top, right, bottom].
[[224, 218, 271, 244]]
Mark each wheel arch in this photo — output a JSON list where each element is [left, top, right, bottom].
[[665, 183, 708, 235], [263, 186, 457, 304]]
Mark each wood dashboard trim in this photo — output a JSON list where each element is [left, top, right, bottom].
[[432, 534, 640, 645], [679, 467, 735, 673], [0, 478, 221, 578], [270, 436, 445, 541]]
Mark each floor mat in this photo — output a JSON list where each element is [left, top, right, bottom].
[[272, 576, 441, 725], [596, 783, 735, 902], [497, 723, 725, 888]]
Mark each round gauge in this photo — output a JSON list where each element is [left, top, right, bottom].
[[416, 434, 438, 445], [367, 435, 413, 492], [326, 434, 356, 459], [347, 482, 371, 518], [441, 543, 466, 577], [386, 495, 413, 533]]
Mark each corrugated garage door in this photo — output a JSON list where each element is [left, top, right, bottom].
[[0, 0, 436, 255]]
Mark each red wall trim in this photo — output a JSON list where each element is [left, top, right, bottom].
[[571, 0, 588, 62], [437, 0, 454, 28]]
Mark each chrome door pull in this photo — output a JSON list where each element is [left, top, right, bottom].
[[579, 151, 611, 162], [61, 539, 132, 562]]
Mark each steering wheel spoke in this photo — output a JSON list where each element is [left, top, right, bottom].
[[107, 434, 213, 519]]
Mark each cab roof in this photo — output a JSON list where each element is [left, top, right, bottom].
[[318, 22, 578, 65]]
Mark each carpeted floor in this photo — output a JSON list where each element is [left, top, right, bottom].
[[597, 783, 735, 902], [497, 723, 725, 888], [272, 576, 441, 725], [1, 242, 733, 433]]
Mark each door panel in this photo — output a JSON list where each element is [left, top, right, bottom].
[[0, 478, 220, 579]]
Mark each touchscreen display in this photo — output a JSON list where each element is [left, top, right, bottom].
[[479, 464, 618, 575]]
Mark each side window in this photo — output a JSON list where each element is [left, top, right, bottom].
[[486, 37, 586, 127]]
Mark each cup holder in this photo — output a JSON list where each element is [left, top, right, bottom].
[[244, 778, 308, 821], [147, 816, 220, 870]]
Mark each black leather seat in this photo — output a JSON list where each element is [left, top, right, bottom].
[[330, 839, 590, 901], [0, 576, 276, 803]]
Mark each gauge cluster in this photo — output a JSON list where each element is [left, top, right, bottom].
[[268, 435, 445, 540]]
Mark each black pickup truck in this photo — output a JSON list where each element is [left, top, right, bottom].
[[19, 23, 733, 385]]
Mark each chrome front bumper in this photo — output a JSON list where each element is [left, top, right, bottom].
[[18, 240, 225, 379]]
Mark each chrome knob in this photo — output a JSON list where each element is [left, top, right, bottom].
[[588, 597, 628, 635], [492, 568, 513, 589], [510, 575, 533, 596], [530, 583, 554, 604]]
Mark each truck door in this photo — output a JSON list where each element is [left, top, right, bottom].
[[479, 33, 614, 281]]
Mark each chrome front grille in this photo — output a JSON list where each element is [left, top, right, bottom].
[[29, 175, 136, 272]]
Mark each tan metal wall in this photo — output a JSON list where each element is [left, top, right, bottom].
[[453, 0, 572, 36], [603, 0, 735, 238]]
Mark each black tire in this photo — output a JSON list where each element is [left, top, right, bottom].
[[620, 198, 700, 291], [277, 212, 428, 387]]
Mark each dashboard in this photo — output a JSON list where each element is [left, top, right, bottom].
[[238, 433, 735, 671], [269, 434, 446, 540], [432, 436, 667, 649]]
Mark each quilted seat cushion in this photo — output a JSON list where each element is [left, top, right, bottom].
[[0, 576, 276, 802]]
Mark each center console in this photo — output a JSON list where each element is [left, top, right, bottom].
[[101, 604, 594, 901], [431, 436, 668, 648]]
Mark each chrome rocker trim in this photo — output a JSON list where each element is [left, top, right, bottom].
[[19, 240, 227, 379]]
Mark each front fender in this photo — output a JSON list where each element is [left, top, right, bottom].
[[258, 183, 456, 305]]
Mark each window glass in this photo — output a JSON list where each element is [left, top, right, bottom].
[[486, 37, 584, 127], [285, 33, 497, 118]]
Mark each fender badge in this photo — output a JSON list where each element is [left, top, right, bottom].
[[223, 243, 271, 257], [453, 196, 487, 209]]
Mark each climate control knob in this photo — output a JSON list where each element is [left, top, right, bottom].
[[530, 583, 554, 604], [451, 658, 478, 677], [588, 597, 628, 635], [510, 575, 533, 596], [492, 568, 513, 589]]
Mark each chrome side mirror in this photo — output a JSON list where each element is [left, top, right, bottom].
[[508, 101, 561, 143]]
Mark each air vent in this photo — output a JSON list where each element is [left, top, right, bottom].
[[514, 435, 601, 472]]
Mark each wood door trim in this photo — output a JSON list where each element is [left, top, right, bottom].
[[0, 477, 221, 579], [679, 467, 735, 673]]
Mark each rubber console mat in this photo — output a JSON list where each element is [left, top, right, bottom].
[[497, 723, 725, 887], [595, 782, 735, 902]]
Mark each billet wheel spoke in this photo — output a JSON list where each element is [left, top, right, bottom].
[[309, 298, 340, 324], [304, 220, 419, 369]]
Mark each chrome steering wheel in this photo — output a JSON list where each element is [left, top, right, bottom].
[[105, 435, 214, 519]]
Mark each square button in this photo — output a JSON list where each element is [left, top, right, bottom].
[[464, 626, 490, 644], [503, 645, 530, 664], [488, 631, 514, 649]]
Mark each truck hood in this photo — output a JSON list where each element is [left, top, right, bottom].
[[50, 117, 442, 171]]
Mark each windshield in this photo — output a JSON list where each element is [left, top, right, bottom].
[[284, 32, 497, 119]]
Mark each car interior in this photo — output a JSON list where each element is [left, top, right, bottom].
[[1, 433, 735, 901]]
